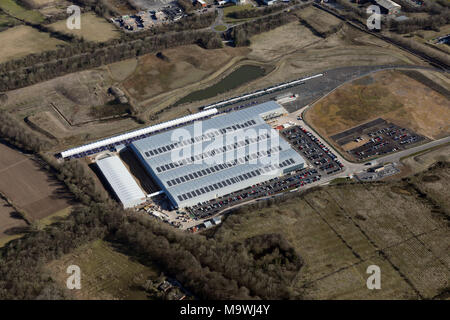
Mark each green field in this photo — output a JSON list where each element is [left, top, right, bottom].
[[223, 4, 255, 23], [48, 12, 120, 43], [0, 25, 66, 63], [0, 0, 44, 24]]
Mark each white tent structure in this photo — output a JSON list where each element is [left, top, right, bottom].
[[60, 108, 218, 159], [96, 155, 146, 208]]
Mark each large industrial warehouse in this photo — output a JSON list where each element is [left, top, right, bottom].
[[130, 101, 306, 208]]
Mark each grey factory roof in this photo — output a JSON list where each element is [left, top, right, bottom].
[[131, 101, 305, 208], [375, 0, 401, 10], [96, 155, 146, 208]]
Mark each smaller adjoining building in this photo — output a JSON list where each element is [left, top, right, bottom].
[[374, 0, 401, 15], [217, 0, 246, 4], [262, 0, 277, 5], [96, 155, 146, 209]]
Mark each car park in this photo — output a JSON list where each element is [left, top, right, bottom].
[[186, 125, 343, 219]]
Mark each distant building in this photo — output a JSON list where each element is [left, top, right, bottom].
[[374, 0, 401, 15], [109, 87, 128, 104], [217, 0, 245, 4], [158, 281, 172, 292], [230, 0, 246, 4], [197, 0, 207, 7], [203, 221, 213, 228], [212, 216, 222, 225], [369, 165, 385, 173], [262, 0, 277, 5]]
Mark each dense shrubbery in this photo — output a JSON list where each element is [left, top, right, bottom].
[[0, 12, 218, 91], [177, 0, 201, 13], [226, 3, 289, 20], [388, 10, 450, 34]]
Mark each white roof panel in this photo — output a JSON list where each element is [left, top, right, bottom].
[[61, 108, 218, 158], [96, 156, 146, 208]]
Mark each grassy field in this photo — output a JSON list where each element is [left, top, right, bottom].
[[213, 24, 227, 32], [103, 0, 137, 15], [107, 58, 138, 82], [213, 163, 450, 299], [0, 0, 44, 23], [36, 206, 73, 228], [49, 12, 120, 43], [409, 162, 450, 213], [223, 4, 255, 23], [46, 239, 161, 299], [399, 143, 450, 178], [306, 70, 450, 142], [0, 143, 73, 221], [0, 25, 66, 63], [122, 44, 248, 102]]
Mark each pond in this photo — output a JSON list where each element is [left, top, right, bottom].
[[173, 65, 266, 106]]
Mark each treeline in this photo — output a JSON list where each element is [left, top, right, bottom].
[[0, 28, 221, 92], [390, 34, 450, 67], [226, 3, 290, 19], [331, 0, 365, 21], [388, 11, 450, 34], [0, 110, 53, 153], [0, 110, 303, 300], [230, 8, 300, 46], [71, 0, 116, 17], [113, 214, 301, 299]]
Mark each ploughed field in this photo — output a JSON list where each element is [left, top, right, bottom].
[[0, 143, 73, 222]]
